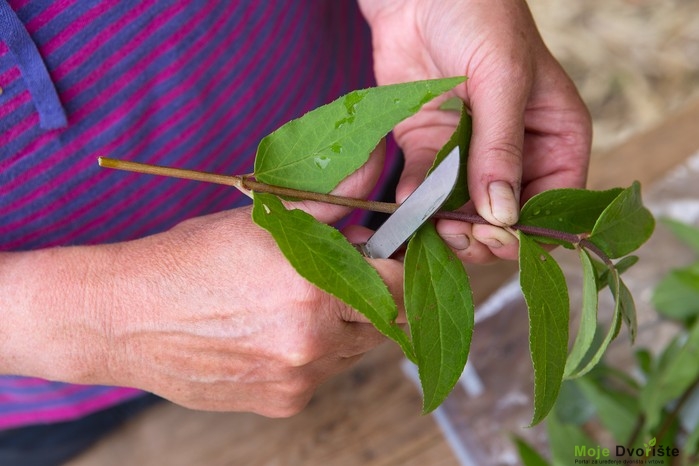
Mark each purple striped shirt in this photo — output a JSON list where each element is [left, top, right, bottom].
[[0, 0, 376, 429]]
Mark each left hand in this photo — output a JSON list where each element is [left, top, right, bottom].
[[358, 0, 592, 263]]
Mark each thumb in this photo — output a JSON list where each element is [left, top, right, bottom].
[[466, 75, 529, 227]]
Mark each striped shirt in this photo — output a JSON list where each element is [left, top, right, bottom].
[[0, 0, 376, 429]]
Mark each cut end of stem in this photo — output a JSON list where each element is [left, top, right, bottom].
[[97, 156, 116, 169]]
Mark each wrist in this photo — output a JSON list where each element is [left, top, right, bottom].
[[0, 245, 118, 385]]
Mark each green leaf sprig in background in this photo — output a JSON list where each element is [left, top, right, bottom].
[[515, 220, 699, 465]]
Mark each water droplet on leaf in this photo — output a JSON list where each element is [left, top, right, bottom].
[[418, 91, 438, 109], [334, 91, 367, 129], [343, 90, 367, 115], [334, 117, 355, 129], [314, 156, 331, 169], [409, 90, 438, 112]]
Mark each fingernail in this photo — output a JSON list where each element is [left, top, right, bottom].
[[481, 237, 503, 249], [443, 234, 470, 251], [488, 181, 519, 225]]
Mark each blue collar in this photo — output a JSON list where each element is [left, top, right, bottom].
[[0, 1, 67, 130]]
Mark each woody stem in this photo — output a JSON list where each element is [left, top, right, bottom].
[[98, 157, 613, 265]]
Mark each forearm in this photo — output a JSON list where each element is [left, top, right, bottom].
[[0, 244, 118, 384]]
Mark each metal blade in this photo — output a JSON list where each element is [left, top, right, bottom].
[[362, 147, 460, 258]]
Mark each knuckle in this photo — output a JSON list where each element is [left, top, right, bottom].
[[265, 401, 306, 419], [266, 381, 314, 418], [483, 140, 523, 164], [274, 330, 322, 368], [472, 224, 518, 246], [278, 344, 317, 367], [269, 289, 328, 368], [281, 375, 316, 398]]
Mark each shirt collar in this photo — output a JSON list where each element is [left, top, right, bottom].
[[0, 0, 67, 130]]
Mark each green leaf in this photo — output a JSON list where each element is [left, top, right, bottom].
[[635, 349, 653, 377], [513, 436, 551, 466], [427, 103, 471, 210], [254, 77, 466, 193], [519, 187, 623, 235], [252, 193, 415, 361], [661, 218, 699, 254], [610, 274, 637, 342], [615, 255, 640, 275], [546, 412, 596, 466], [438, 96, 465, 111], [567, 269, 624, 379], [684, 403, 699, 456], [576, 377, 638, 443], [519, 233, 569, 425], [652, 264, 699, 321], [553, 380, 596, 425], [589, 181, 655, 259], [595, 363, 642, 392], [589, 255, 639, 292], [404, 222, 474, 412], [564, 249, 599, 377], [640, 320, 699, 431]]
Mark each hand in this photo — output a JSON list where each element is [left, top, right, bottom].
[[0, 147, 402, 418], [99, 207, 402, 417], [359, 0, 592, 263]]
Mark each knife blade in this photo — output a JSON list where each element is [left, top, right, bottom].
[[361, 147, 460, 258]]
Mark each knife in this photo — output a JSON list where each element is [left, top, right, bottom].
[[361, 147, 460, 258]]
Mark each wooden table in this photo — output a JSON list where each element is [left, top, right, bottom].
[[68, 98, 699, 466]]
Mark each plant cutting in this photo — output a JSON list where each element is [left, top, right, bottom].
[[99, 77, 654, 424]]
